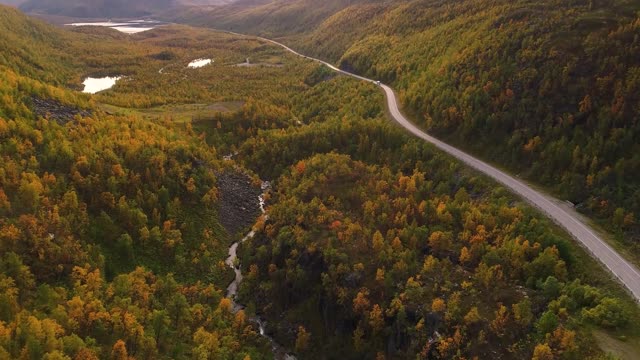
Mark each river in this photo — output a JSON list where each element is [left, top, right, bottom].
[[224, 181, 297, 360]]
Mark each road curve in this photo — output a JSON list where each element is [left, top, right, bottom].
[[231, 32, 640, 302]]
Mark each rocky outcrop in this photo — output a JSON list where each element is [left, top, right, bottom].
[[217, 171, 261, 236], [30, 97, 91, 124]]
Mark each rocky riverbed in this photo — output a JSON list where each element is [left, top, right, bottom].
[[222, 179, 296, 360], [216, 171, 262, 236]]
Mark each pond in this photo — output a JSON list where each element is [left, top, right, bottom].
[[82, 76, 122, 94], [66, 20, 163, 34], [188, 59, 212, 68]]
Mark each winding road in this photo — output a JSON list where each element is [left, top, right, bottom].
[[229, 32, 640, 303]]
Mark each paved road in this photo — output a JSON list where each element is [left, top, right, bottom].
[[235, 32, 640, 302]]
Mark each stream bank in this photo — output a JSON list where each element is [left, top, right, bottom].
[[218, 172, 296, 360]]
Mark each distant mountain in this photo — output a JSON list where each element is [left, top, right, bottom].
[[20, 0, 177, 18], [0, 0, 26, 6], [179, 0, 232, 5], [165, 0, 379, 35]]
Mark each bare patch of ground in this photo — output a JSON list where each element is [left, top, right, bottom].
[[217, 171, 262, 236], [31, 96, 91, 124], [592, 329, 640, 360], [233, 57, 284, 68]]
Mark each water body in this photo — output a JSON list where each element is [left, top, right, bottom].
[[188, 58, 213, 68], [66, 20, 163, 34], [225, 181, 296, 360], [82, 76, 121, 94]]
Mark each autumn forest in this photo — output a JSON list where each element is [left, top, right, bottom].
[[0, 0, 640, 359]]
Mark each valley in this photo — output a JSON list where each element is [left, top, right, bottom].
[[164, 0, 640, 268], [0, 1, 639, 359]]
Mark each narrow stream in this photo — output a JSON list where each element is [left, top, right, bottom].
[[225, 181, 296, 360]]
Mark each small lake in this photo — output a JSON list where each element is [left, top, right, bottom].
[[82, 76, 121, 94], [66, 20, 163, 34], [188, 59, 212, 68]]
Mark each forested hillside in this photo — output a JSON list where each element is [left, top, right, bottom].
[[0, 6, 275, 358], [167, 0, 640, 258], [232, 73, 640, 359], [0, 5, 75, 83], [240, 152, 620, 358], [1, 4, 639, 359], [0, 72, 268, 358]]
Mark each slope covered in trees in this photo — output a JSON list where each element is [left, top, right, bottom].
[[168, 0, 640, 258], [0, 5, 76, 84], [0, 6, 277, 358], [230, 73, 640, 359], [0, 61, 270, 360], [239, 152, 627, 358], [1, 4, 639, 359]]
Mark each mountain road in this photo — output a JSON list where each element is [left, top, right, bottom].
[[236, 32, 640, 303]]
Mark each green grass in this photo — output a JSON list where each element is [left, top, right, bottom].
[[100, 101, 245, 123], [592, 328, 640, 360]]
